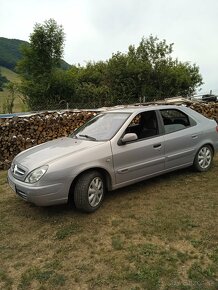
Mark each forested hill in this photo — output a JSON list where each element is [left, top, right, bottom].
[[0, 37, 27, 70], [0, 37, 71, 71]]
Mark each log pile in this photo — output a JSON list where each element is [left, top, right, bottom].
[[0, 111, 96, 169], [0, 102, 218, 170], [188, 102, 218, 122]]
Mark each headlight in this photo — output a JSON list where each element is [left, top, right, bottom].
[[25, 165, 48, 183]]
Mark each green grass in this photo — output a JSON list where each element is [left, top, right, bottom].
[[0, 155, 218, 289], [0, 66, 23, 113]]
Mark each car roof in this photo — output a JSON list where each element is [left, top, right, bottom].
[[105, 104, 186, 114]]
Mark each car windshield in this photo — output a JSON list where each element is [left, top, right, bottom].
[[70, 112, 131, 141]]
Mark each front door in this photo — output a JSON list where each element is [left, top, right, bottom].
[[111, 110, 165, 187]]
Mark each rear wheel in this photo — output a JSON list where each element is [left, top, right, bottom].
[[74, 171, 105, 212], [193, 145, 213, 172]]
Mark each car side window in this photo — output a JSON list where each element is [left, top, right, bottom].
[[160, 109, 191, 134], [125, 110, 159, 140]]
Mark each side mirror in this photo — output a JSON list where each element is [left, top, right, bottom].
[[121, 133, 138, 144]]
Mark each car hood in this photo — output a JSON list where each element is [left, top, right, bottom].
[[14, 137, 104, 171]]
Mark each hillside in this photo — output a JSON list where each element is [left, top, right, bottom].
[[0, 37, 27, 70], [0, 37, 71, 71], [0, 66, 23, 113], [0, 66, 20, 83]]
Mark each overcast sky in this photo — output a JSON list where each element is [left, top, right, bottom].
[[0, 0, 217, 93]]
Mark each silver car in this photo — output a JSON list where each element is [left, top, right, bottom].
[[8, 105, 218, 212]]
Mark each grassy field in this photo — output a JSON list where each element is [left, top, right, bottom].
[[0, 66, 23, 113], [0, 156, 218, 290]]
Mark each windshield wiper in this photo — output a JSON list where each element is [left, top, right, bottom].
[[71, 134, 78, 139], [79, 134, 96, 141]]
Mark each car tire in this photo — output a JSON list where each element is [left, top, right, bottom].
[[74, 171, 105, 212], [193, 145, 213, 172]]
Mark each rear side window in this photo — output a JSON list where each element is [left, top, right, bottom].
[[160, 109, 192, 134]]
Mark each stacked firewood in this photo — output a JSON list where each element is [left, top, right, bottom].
[[189, 102, 218, 122], [0, 111, 96, 169], [0, 102, 218, 170]]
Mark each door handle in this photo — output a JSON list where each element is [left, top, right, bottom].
[[153, 143, 161, 149], [192, 134, 198, 139]]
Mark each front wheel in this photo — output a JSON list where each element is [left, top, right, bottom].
[[74, 171, 105, 212], [193, 145, 213, 172]]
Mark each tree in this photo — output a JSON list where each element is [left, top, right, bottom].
[[2, 82, 19, 113], [18, 19, 65, 109], [18, 29, 203, 110], [66, 36, 203, 108], [0, 70, 9, 91], [106, 36, 203, 102], [47, 69, 75, 108], [68, 62, 110, 107]]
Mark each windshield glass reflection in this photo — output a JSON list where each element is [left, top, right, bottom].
[[71, 113, 130, 141]]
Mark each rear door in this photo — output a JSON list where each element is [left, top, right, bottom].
[[159, 108, 199, 170]]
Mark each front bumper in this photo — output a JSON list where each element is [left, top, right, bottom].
[[8, 170, 69, 206]]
